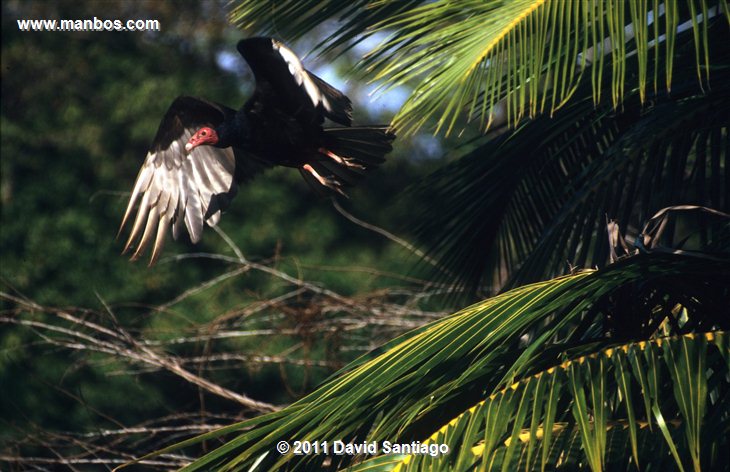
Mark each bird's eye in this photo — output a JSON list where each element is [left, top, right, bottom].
[[200, 130, 207, 136]]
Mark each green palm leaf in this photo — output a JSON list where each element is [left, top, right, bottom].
[[130, 253, 729, 471], [380, 332, 727, 472]]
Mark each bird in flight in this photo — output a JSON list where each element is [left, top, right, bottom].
[[119, 37, 395, 265]]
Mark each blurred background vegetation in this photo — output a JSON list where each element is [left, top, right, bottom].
[[1, 0, 451, 467]]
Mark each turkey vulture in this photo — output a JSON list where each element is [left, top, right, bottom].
[[119, 38, 395, 265]]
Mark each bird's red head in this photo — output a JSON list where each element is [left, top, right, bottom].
[[185, 127, 219, 153]]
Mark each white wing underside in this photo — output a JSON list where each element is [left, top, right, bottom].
[[273, 40, 335, 115], [120, 128, 235, 264]]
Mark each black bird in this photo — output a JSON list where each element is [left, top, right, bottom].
[[119, 38, 395, 264]]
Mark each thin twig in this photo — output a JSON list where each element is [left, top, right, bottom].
[[331, 200, 451, 276]]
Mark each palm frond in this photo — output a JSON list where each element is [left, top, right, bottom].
[[364, 0, 725, 135], [383, 332, 729, 472], [407, 27, 730, 297], [132, 253, 729, 471]]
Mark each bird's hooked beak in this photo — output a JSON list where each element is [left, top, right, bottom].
[[185, 127, 219, 153]]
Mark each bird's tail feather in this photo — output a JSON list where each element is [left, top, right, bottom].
[[301, 126, 395, 196]]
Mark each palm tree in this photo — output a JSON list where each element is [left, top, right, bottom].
[[136, 2, 730, 470]]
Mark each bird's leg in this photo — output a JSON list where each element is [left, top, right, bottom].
[[302, 164, 346, 196], [318, 148, 365, 170]]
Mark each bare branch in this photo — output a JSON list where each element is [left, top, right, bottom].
[[1, 242, 448, 469]]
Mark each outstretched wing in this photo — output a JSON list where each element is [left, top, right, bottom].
[[119, 96, 238, 265], [237, 37, 352, 126]]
